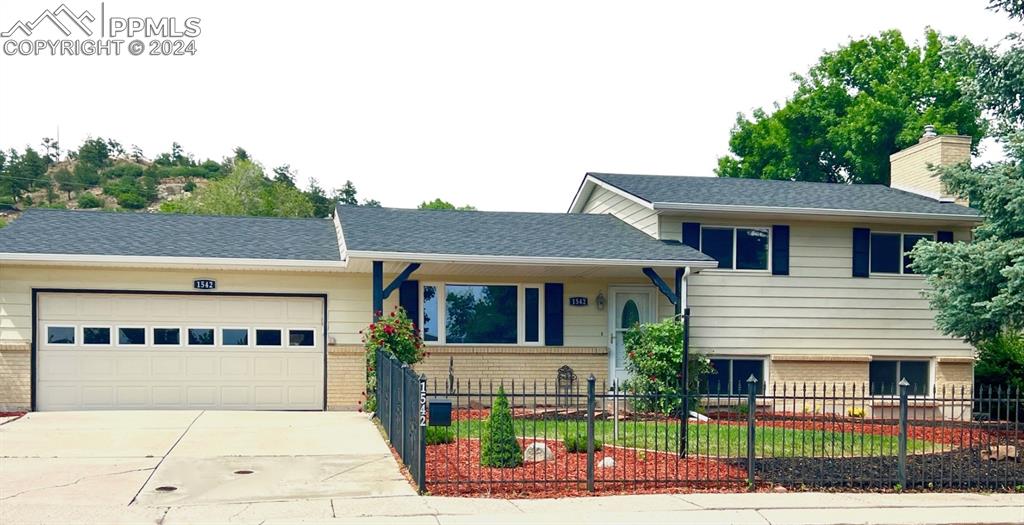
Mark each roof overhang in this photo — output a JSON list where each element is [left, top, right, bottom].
[[0, 252, 350, 271], [345, 249, 716, 269], [650, 202, 983, 223]]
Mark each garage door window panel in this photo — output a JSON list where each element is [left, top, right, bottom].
[[117, 327, 147, 346], [288, 329, 315, 347], [46, 325, 76, 346], [83, 326, 112, 346], [222, 328, 250, 346], [153, 327, 182, 346], [256, 328, 283, 347], [187, 328, 215, 346]]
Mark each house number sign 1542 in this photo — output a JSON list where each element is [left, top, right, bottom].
[[193, 279, 216, 290], [568, 296, 588, 306]]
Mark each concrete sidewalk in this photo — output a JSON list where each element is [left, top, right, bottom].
[[3, 491, 1021, 524], [300, 492, 1023, 525]]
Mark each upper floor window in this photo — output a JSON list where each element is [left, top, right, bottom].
[[700, 226, 769, 270], [421, 283, 542, 345], [870, 233, 933, 275]]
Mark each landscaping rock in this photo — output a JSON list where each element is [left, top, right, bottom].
[[981, 445, 1018, 461], [598, 457, 615, 468], [523, 442, 555, 463], [689, 411, 710, 422], [772, 485, 787, 493]]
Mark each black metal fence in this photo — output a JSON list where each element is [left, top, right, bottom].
[[419, 376, 1023, 496], [374, 349, 426, 492]]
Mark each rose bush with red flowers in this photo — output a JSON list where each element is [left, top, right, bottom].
[[362, 307, 424, 412], [623, 318, 712, 415]]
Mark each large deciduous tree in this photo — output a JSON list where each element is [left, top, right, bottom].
[[717, 30, 985, 185]]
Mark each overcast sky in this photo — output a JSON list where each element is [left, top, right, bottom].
[[0, 1, 1017, 211]]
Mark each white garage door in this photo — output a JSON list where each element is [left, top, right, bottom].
[[36, 292, 325, 411]]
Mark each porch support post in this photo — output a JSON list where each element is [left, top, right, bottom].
[[642, 266, 691, 457], [676, 267, 690, 458], [382, 263, 421, 299], [373, 261, 421, 322], [372, 260, 384, 322]]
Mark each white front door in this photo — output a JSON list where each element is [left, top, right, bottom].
[[608, 287, 655, 386]]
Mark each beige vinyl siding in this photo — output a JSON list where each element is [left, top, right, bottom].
[[0, 265, 371, 346], [658, 215, 975, 359], [580, 185, 659, 238], [0, 266, 636, 349]]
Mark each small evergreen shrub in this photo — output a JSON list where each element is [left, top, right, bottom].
[[480, 387, 522, 468], [425, 426, 454, 445], [562, 433, 602, 453], [77, 193, 103, 209]]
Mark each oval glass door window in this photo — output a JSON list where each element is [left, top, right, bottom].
[[621, 299, 640, 329]]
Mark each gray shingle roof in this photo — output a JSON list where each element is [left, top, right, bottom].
[[336, 205, 713, 263], [0, 208, 340, 261], [587, 173, 980, 218]]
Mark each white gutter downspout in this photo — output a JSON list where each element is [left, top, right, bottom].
[[680, 266, 691, 317]]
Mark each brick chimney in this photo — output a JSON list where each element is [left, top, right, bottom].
[[889, 125, 971, 203]]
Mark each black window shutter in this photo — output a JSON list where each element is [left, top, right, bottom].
[[544, 283, 564, 346], [399, 280, 419, 328], [852, 228, 870, 278], [771, 225, 790, 276], [937, 231, 954, 243], [682, 222, 701, 249]]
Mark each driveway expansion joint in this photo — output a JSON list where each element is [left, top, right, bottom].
[[128, 409, 205, 507]]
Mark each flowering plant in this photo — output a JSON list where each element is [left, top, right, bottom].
[[362, 306, 424, 412], [622, 318, 711, 415], [362, 307, 424, 364]]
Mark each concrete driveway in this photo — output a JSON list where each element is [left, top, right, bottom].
[[0, 411, 413, 523]]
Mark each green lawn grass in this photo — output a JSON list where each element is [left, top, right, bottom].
[[444, 418, 939, 457]]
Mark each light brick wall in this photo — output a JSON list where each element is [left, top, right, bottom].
[[889, 135, 971, 202], [0, 344, 31, 411], [414, 346, 609, 392], [770, 355, 871, 389], [327, 345, 366, 410], [934, 358, 973, 392]]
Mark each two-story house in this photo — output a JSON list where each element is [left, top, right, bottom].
[[0, 131, 979, 412]]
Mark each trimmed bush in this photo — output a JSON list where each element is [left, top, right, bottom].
[[425, 426, 454, 445], [562, 433, 602, 453], [480, 386, 522, 468]]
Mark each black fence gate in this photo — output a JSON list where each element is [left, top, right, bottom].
[[375, 349, 426, 492]]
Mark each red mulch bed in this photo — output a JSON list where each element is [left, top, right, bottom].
[[426, 438, 746, 497], [0, 411, 25, 425]]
